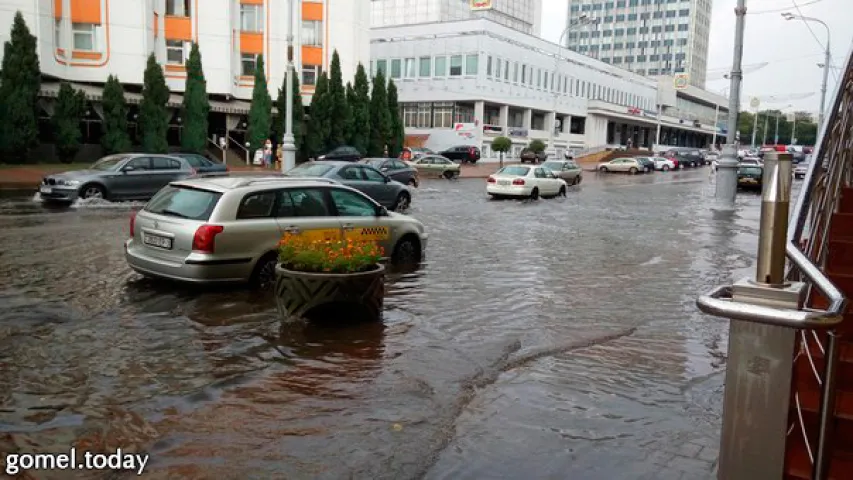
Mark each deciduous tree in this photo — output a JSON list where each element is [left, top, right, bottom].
[[246, 54, 272, 152], [101, 75, 131, 154], [0, 12, 41, 161], [181, 43, 210, 154], [139, 53, 170, 153], [491, 136, 512, 167], [53, 83, 86, 163]]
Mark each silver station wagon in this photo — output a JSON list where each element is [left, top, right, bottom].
[[124, 174, 429, 288]]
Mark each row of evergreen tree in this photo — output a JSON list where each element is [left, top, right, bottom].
[[0, 11, 405, 164]]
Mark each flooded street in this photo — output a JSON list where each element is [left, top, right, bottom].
[[0, 169, 781, 479]]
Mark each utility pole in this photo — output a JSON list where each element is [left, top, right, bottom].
[[715, 0, 748, 209], [281, 0, 299, 173], [762, 114, 769, 145], [774, 111, 780, 144]]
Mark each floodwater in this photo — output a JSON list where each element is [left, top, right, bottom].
[[0, 169, 786, 479]]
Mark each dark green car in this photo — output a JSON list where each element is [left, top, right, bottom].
[[737, 166, 763, 190]]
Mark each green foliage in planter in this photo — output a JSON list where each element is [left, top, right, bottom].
[[278, 233, 383, 274]]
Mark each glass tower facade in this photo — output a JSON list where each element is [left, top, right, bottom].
[[370, 0, 542, 35]]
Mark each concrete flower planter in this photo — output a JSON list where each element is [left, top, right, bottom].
[[274, 264, 385, 321]]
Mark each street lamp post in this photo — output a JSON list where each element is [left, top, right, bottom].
[[548, 15, 592, 158], [711, 86, 730, 150], [782, 12, 831, 131], [281, 0, 300, 173], [714, 0, 748, 209]]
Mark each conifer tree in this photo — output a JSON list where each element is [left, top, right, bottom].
[[139, 53, 170, 153], [246, 54, 272, 152], [0, 12, 41, 160], [101, 75, 132, 154], [181, 43, 210, 154], [368, 71, 391, 157], [53, 83, 86, 163]]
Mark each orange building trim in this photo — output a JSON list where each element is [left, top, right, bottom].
[[153, 12, 159, 38], [302, 2, 322, 21], [71, 50, 102, 60], [324, 4, 329, 69], [54, 0, 62, 18], [302, 46, 322, 66], [54, 0, 110, 67], [71, 0, 102, 24], [240, 0, 263, 4], [165, 64, 186, 72], [164, 16, 192, 40], [240, 32, 263, 54]]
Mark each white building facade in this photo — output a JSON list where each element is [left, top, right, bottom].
[[371, 19, 726, 159], [370, 0, 543, 36], [565, 0, 711, 89]]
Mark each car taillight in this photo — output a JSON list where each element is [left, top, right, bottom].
[[469, 147, 476, 156], [487, 176, 496, 183], [512, 178, 525, 186], [192, 225, 224, 253], [129, 211, 137, 238]]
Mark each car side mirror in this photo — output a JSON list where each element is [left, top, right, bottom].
[[383, 175, 390, 183], [376, 205, 388, 217], [122, 166, 135, 172]]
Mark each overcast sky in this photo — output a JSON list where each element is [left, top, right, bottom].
[[540, 0, 852, 115]]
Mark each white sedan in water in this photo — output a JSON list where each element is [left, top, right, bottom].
[[486, 165, 567, 199]]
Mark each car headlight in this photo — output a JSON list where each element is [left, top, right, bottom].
[[61, 179, 80, 186]]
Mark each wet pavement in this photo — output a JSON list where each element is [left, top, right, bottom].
[[0, 169, 787, 479]]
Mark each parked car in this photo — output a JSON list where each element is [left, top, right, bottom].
[[739, 158, 762, 167], [125, 175, 428, 289], [634, 157, 655, 173], [486, 165, 567, 200], [407, 155, 462, 179], [666, 148, 704, 167], [171, 153, 229, 174], [285, 161, 412, 211], [360, 158, 419, 187], [318, 145, 363, 162], [520, 148, 548, 164], [400, 147, 434, 161], [648, 156, 676, 171], [794, 161, 810, 179], [439, 145, 481, 164], [597, 157, 645, 174], [39, 153, 195, 203], [541, 160, 583, 185]]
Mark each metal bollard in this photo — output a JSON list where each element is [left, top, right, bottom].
[[714, 151, 807, 480]]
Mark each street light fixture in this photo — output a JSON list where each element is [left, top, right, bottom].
[[281, 0, 300, 173], [782, 12, 831, 131], [547, 14, 593, 158]]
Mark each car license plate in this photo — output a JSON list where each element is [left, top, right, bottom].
[[39, 186, 51, 194], [498, 180, 511, 186], [143, 233, 173, 249]]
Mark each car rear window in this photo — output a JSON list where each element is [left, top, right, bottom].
[[145, 186, 222, 221], [499, 166, 530, 176], [542, 162, 562, 170], [287, 163, 333, 177], [739, 167, 763, 175]]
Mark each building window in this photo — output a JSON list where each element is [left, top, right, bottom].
[[513, 62, 519, 83], [449, 55, 463, 76], [486, 56, 493, 76], [376, 59, 387, 76], [302, 20, 322, 46], [166, 0, 191, 16], [54, 19, 61, 47], [241, 53, 257, 76], [166, 40, 188, 65], [434, 56, 446, 76], [433, 102, 453, 128], [72, 23, 96, 51], [302, 65, 320, 86], [495, 58, 502, 79], [419, 57, 431, 77], [402, 104, 418, 128], [503, 60, 509, 81], [465, 54, 478, 75], [521, 65, 527, 83], [388, 59, 401, 78], [240, 4, 263, 33], [416, 102, 431, 128], [404, 57, 416, 78]]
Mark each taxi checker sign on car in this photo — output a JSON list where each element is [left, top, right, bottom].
[[297, 226, 391, 243]]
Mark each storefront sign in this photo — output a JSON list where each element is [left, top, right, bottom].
[[483, 125, 503, 135], [508, 127, 528, 137], [673, 74, 689, 90], [627, 107, 641, 115], [470, 0, 493, 11]]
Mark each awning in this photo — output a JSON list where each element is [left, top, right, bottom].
[[39, 80, 251, 115]]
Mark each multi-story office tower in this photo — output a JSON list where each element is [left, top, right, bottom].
[[565, 0, 711, 88], [370, 0, 543, 36]]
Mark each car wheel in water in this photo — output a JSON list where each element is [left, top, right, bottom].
[[599, 167, 608, 173], [392, 236, 421, 264], [529, 187, 539, 200], [662, 165, 670, 171], [629, 167, 638, 174], [80, 184, 106, 200], [559, 186, 567, 197], [408, 178, 418, 187], [443, 170, 455, 180], [393, 192, 411, 212], [249, 253, 278, 290]]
